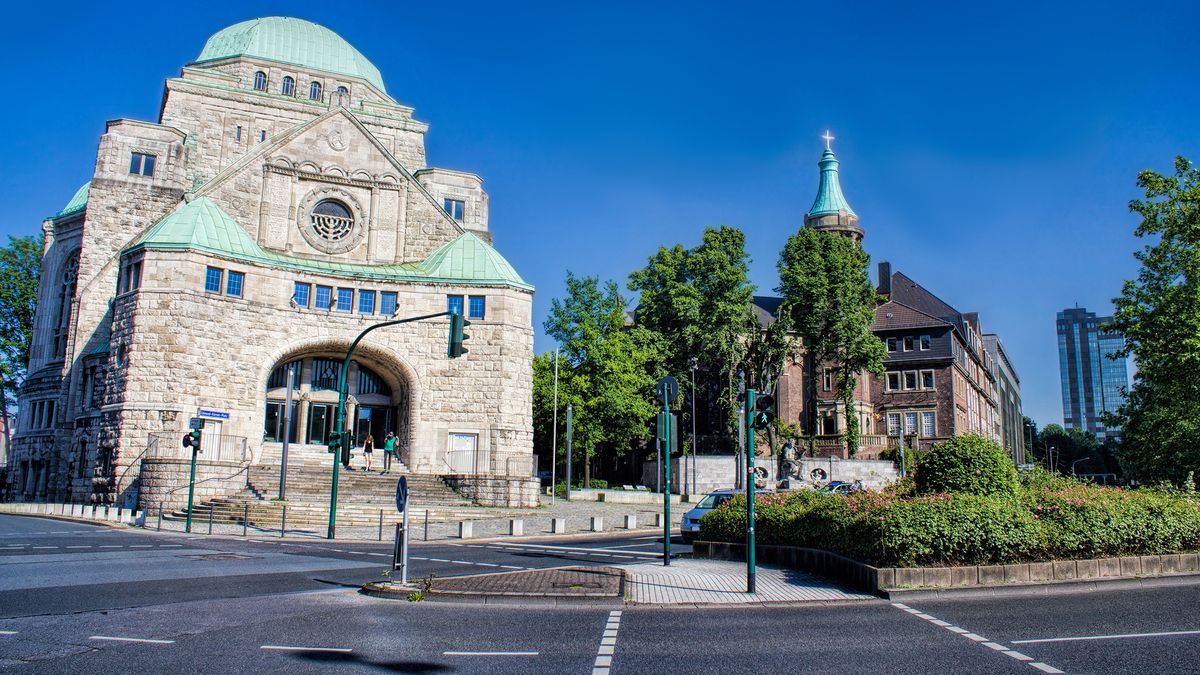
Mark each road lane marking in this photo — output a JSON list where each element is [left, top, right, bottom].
[[90, 636, 175, 644], [1013, 629, 1200, 644], [442, 651, 539, 656], [99, 545, 122, 548], [261, 645, 351, 653], [489, 543, 660, 557], [66, 545, 92, 549], [890, 603, 1064, 674], [593, 609, 624, 674], [0, 631, 17, 635]]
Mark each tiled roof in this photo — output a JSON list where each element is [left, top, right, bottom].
[[751, 295, 784, 328], [54, 181, 90, 219], [128, 197, 531, 290], [887, 271, 966, 333], [872, 301, 951, 331]]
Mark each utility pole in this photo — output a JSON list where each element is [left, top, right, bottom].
[[565, 404, 573, 500], [745, 389, 757, 593], [279, 366, 294, 500], [550, 349, 559, 503]]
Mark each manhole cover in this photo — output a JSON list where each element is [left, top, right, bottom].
[[551, 582, 602, 589], [181, 553, 257, 561]]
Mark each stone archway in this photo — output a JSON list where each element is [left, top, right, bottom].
[[258, 338, 420, 463]]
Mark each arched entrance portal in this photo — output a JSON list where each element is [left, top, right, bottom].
[[262, 354, 410, 457]]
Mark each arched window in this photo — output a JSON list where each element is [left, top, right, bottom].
[[310, 200, 354, 242], [281, 76, 295, 97], [53, 253, 80, 358], [253, 71, 268, 91], [309, 81, 322, 101]]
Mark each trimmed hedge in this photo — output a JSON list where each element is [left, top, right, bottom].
[[699, 477, 1200, 567], [914, 434, 1018, 497]]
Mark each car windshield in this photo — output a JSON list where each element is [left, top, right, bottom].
[[696, 494, 731, 509]]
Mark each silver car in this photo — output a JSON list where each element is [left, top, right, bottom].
[[681, 489, 765, 543]]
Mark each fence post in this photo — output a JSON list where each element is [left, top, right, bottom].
[[243, 504, 249, 537], [424, 509, 429, 541], [208, 507, 213, 535], [280, 505, 287, 538], [378, 510, 383, 542], [157, 502, 163, 532]]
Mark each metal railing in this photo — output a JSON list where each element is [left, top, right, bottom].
[[146, 432, 248, 463]]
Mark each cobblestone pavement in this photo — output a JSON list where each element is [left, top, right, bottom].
[[429, 566, 623, 598], [616, 558, 876, 604]]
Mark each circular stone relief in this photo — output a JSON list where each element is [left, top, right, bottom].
[[296, 188, 367, 254]]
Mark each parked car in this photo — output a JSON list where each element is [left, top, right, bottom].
[[818, 480, 863, 495], [680, 488, 768, 543]]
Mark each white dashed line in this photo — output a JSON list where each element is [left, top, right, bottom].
[[592, 609, 623, 674], [99, 545, 122, 548], [443, 651, 539, 656], [1013, 629, 1200, 644], [32, 546, 57, 550], [261, 645, 351, 653], [90, 636, 175, 644], [0, 631, 17, 636], [890, 603, 1064, 674]]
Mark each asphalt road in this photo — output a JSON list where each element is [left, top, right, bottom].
[[2, 514, 1200, 673]]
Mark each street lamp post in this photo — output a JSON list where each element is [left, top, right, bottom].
[[328, 311, 453, 539], [689, 358, 697, 497], [550, 348, 559, 503], [1071, 456, 1091, 476]]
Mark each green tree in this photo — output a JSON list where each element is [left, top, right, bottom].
[[776, 227, 885, 455], [544, 272, 662, 486], [1110, 156, 1200, 484], [0, 236, 41, 451]]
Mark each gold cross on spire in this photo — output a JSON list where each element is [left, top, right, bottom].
[[822, 130, 835, 151]]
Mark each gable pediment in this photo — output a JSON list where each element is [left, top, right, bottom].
[[190, 108, 463, 264]]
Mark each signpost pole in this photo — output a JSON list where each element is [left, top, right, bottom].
[[280, 367, 294, 501], [401, 503, 410, 584], [663, 389, 672, 566], [746, 389, 757, 594], [565, 405, 573, 500], [184, 443, 198, 534]]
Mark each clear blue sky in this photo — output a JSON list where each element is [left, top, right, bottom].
[[5, 1, 1198, 428]]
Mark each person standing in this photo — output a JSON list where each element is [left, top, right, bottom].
[[363, 434, 375, 472], [382, 431, 396, 474]]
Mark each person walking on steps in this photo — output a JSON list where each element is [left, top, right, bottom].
[[363, 434, 375, 472], [382, 432, 397, 474]]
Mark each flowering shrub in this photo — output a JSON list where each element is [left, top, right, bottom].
[[698, 476, 1200, 567], [914, 434, 1019, 497]]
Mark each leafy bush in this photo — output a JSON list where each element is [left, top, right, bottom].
[[915, 435, 1018, 497], [552, 479, 609, 496]]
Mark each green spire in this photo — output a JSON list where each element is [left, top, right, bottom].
[[806, 132, 856, 218]]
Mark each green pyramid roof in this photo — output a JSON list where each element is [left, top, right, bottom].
[[54, 181, 90, 219], [194, 17, 387, 94], [807, 149, 857, 218], [129, 197, 531, 290]]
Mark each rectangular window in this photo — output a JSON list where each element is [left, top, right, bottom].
[[236, 126, 242, 141], [886, 372, 901, 391], [822, 368, 833, 391], [315, 285, 333, 310], [358, 290, 376, 314], [225, 270, 244, 298], [444, 198, 465, 221], [380, 291, 397, 316], [904, 412, 919, 434], [447, 295, 464, 316], [921, 411, 936, 436], [886, 337, 898, 352], [204, 267, 223, 293], [259, 130, 267, 142], [130, 261, 142, 291], [920, 334, 932, 350], [887, 413, 901, 436], [336, 288, 353, 312], [921, 370, 935, 389], [468, 295, 485, 320], [904, 371, 918, 390], [903, 336, 914, 351], [129, 152, 156, 176], [293, 282, 310, 307]]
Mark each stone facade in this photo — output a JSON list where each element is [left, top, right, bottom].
[[6, 18, 534, 506]]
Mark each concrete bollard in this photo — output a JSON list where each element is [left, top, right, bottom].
[[552, 518, 567, 534], [624, 514, 637, 529], [509, 519, 524, 536], [590, 516, 604, 532], [459, 521, 474, 539]]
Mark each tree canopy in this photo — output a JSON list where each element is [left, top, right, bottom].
[[1110, 156, 1200, 484], [0, 236, 41, 441]]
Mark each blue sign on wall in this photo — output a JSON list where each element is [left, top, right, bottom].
[[197, 409, 230, 420]]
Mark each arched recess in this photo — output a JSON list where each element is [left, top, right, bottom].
[[258, 338, 421, 460]]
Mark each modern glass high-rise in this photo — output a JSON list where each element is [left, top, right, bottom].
[[1056, 307, 1130, 440]]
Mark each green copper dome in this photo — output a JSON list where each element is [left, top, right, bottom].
[[807, 148, 857, 218], [195, 17, 387, 94]]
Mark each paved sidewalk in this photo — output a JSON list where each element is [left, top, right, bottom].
[[617, 558, 875, 604]]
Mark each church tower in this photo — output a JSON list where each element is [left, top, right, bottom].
[[803, 131, 863, 242]]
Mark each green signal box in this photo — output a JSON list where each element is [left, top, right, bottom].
[[656, 412, 678, 453]]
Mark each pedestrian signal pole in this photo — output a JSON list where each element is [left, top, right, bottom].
[[746, 388, 756, 593]]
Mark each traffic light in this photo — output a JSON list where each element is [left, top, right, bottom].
[[751, 394, 776, 430], [447, 312, 471, 358], [182, 429, 202, 453], [327, 429, 342, 455]]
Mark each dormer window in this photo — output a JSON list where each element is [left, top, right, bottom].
[[253, 71, 268, 91], [443, 198, 465, 222], [282, 76, 295, 97], [309, 81, 322, 101]]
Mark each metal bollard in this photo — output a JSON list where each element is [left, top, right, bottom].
[[424, 510, 429, 541], [280, 505, 287, 538], [208, 508, 214, 535], [378, 510, 384, 542], [243, 504, 249, 537]]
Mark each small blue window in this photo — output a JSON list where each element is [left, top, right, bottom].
[[447, 295, 464, 316], [336, 288, 353, 312], [204, 267, 222, 293], [468, 295, 485, 320], [358, 291, 375, 314], [309, 81, 322, 100], [282, 76, 295, 97], [226, 271, 244, 298], [443, 198, 465, 221], [380, 291, 398, 316], [293, 282, 310, 307], [315, 285, 332, 310], [253, 71, 267, 91]]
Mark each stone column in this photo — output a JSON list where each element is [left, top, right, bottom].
[[296, 396, 310, 445]]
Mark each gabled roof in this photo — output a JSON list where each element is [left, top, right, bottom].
[[887, 270, 967, 334], [872, 300, 952, 331], [127, 197, 531, 290], [54, 181, 90, 219], [751, 295, 784, 328]]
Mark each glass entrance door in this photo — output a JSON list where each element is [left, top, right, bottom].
[[308, 403, 334, 444]]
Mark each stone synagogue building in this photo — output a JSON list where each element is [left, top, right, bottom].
[[8, 17, 536, 507]]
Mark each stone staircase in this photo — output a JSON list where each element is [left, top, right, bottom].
[[161, 449, 527, 527]]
